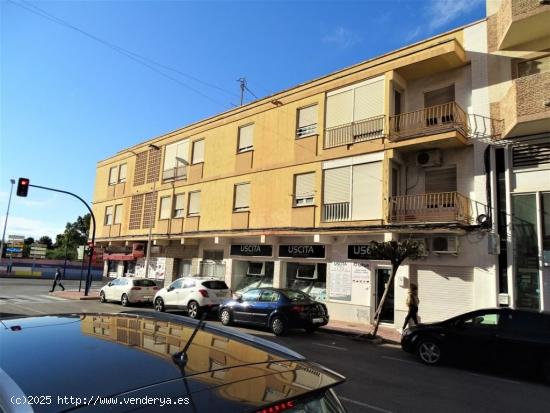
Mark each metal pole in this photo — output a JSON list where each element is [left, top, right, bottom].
[[0, 179, 16, 269], [144, 178, 156, 280], [63, 233, 69, 278]]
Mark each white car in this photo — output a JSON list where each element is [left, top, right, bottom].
[[99, 277, 160, 306], [153, 277, 231, 319]]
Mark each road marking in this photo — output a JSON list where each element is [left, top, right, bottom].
[[37, 295, 67, 301], [312, 342, 348, 351], [339, 396, 393, 413], [382, 356, 418, 365], [6, 302, 48, 314], [467, 372, 520, 385]]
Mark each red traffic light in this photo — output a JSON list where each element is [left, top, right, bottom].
[[16, 178, 30, 197]]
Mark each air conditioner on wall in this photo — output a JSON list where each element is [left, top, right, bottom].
[[416, 149, 441, 167], [432, 236, 459, 254]]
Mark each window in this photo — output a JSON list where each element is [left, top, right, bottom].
[[242, 289, 261, 302], [424, 85, 455, 108], [192, 139, 205, 164], [118, 164, 127, 183], [108, 167, 118, 185], [173, 194, 185, 218], [233, 183, 251, 211], [104, 206, 114, 225], [114, 204, 123, 225], [512, 140, 550, 169], [259, 290, 279, 302], [425, 167, 457, 193], [183, 279, 196, 288], [188, 191, 201, 216], [294, 173, 315, 206], [461, 312, 499, 329], [297, 105, 318, 138], [169, 279, 184, 290], [237, 124, 254, 152], [159, 196, 171, 220], [204, 250, 224, 261], [163, 139, 189, 181], [518, 55, 550, 77]]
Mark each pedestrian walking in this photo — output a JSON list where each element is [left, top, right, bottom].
[[50, 268, 65, 292], [402, 283, 419, 329]]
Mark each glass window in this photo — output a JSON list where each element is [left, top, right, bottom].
[[170, 279, 184, 289], [114, 204, 123, 225], [297, 105, 318, 138], [233, 261, 274, 295], [133, 279, 157, 287], [202, 280, 229, 290], [183, 279, 196, 288], [118, 164, 127, 183], [108, 166, 118, 185], [283, 290, 310, 301], [461, 312, 499, 328], [286, 263, 327, 302], [259, 290, 280, 302], [242, 289, 261, 302], [188, 191, 201, 216], [159, 196, 171, 220], [173, 194, 185, 218], [163, 139, 189, 181], [295, 173, 315, 206], [238, 124, 254, 152], [192, 139, 205, 164], [234, 183, 251, 211], [104, 206, 114, 225]]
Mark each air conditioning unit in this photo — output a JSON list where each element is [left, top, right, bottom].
[[409, 238, 429, 256], [416, 149, 441, 167], [432, 236, 459, 254]]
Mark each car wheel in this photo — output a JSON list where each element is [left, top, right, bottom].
[[271, 316, 287, 336], [99, 291, 106, 303], [121, 293, 130, 307], [220, 308, 232, 326], [187, 301, 200, 319], [417, 338, 443, 365], [154, 297, 165, 312], [304, 325, 318, 334]]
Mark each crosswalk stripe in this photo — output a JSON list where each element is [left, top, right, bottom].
[[0, 295, 69, 304]]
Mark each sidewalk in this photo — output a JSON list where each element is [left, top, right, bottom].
[[50, 289, 100, 301], [320, 319, 402, 344]]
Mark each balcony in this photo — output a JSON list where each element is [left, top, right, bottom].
[[388, 192, 472, 225], [495, 0, 550, 50], [388, 102, 470, 143], [322, 202, 351, 222], [162, 166, 187, 182], [324, 115, 385, 149]]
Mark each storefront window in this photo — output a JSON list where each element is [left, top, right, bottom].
[[108, 260, 118, 275], [286, 263, 327, 301], [233, 261, 274, 295], [124, 261, 136, 276]]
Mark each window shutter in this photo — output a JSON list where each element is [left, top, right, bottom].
[[118, 164, 127, 182], [425, 167, 457, 193], [189, 192, 201, 215], [109, 167, 118, 185], [353, 80, 384, 121], [296, 173, 315, 198], [192, 140, 205, 164], [175, 140, 189, 165], [298, 106, 318, 128], [424, 85, 455, 108], [324, 167, 351, 203], [352, 162, 382, 220], [105, 206, 113, 225], [173, 194, 185, 217], [163, 142, 178, 170], [326, 90, 353, 128], [114, 204, 123, 224], [234, 183, 251, 210], [159, 197, 171, 219], [238, 124, 254, 151]]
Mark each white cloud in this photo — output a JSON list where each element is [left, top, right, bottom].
[[0, 215, 63, 241], [323, 26, 361, 49], [404, 26, 422, 42], [426, 0, 483, 31], [18, 194, 59, 208]]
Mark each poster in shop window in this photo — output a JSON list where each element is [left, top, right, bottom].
[[135, 257, 166, 279], [351, 262, 371, 306], [328, 262, 352, 301]]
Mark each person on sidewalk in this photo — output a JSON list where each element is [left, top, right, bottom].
[[402, 283, 419, 330], [50, 268, 65, 292]]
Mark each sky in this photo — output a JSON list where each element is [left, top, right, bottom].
[[0, 0, 486, 241]]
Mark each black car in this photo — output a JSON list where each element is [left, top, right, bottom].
[[401, 308, 550, 380], [0, 311, 347, 412], [219, 288, 329, 336]]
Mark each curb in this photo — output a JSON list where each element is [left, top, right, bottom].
[[49, 291, 100, 301], [319, 325, 401, 345]]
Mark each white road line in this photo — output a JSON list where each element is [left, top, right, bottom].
[[37, 295, 68, 301], [312, 342, 348, 351], [467, 372, 520, 385], [6, 302, 48, 314], [339, 396, 394, 413], [382, 356, 419, 365]]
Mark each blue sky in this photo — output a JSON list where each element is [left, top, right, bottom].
[[0, 0, 485, 241]]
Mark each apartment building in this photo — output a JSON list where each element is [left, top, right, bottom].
[[486, 0, 550, 312], [93, 17, 503, 330]]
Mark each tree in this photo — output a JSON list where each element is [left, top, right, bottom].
[[38, 236, 53, 249], [366, 239, 424, 337], [22, 237, 35, 258], [46, 214, 91, 260]]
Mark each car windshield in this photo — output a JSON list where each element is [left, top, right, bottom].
[[283, 290, 311, 302], [202, 280, 229, 289]]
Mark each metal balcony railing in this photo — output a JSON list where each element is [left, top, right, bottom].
[[322, 202, 351, 222], [296, 123, 318, 138], [162, 166, 187, 181], [388, 192, 473, 224], [388, 102, 470, 141], [324, 115, 385, 149]]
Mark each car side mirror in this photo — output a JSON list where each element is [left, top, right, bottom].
[[108, 282, 113, 287], [236, 296, 243, 302], [167, 286, 175, 292]]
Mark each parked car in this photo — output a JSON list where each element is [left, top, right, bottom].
[[0, 311, 348, 412], [154, 276, 231, 319], [219, 288, 329, 336], [401, 308, 550, 381], [99, 277, 159, 306]]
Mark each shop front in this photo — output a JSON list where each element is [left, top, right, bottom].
[[279, 244, 327, 302], [230, 244, 274, 295], [103, 243, 145, 277]]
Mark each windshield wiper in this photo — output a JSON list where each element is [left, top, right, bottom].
[[172, 312, 207, 371]]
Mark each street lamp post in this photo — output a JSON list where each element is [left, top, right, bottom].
[[0, 179, 16, 269], [144, 144, 160, 280]]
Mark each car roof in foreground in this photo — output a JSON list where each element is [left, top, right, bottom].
[[0, 311, 344, 413]]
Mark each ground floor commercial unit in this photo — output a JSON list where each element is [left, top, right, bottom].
[[101, 229, 499, 331]]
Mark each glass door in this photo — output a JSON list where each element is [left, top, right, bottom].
[[376, 268, 394, 323]]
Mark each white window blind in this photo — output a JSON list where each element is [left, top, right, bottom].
[[424, 85, 455, 108], [108, 167, 118, 185], [159, 196, 171, 219], [118, 164, 127, 182], [188, 192, 201, 215], [352, 162, 382, 220], [163, 140, 189, 178], [297, 105, 318, 138], [114, 204, 123, 224], [173, 194, 185, 218], [192, 140, 205, 164], [105, 206, 114, 225], [295, 173, 315, 206], [425, 167, 457, 193], [238, 124, 254, 152], [234, 183, 251, 210], [353, 80, 384, 121], [326, 90, 353, 128], [324, 167, 351, 204]]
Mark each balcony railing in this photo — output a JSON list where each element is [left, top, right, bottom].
[[324, 115, 385, 149], [323, 202, 351, 222], [389, 192, 473, 224], [296, 123, 318, 138], [388, 102, 469, 142], [162, 166, 187, 181]]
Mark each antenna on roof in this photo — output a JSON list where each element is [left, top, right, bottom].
[[172, 312, 207, 371], [237, 77, 246, 106]]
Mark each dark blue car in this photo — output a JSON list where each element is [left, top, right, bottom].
[[219, 288, 329, 335]]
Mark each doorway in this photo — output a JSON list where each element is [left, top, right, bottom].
[[376, 268, 394, 323]]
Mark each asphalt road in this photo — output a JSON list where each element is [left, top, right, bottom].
[[1, 278, 550, 413]]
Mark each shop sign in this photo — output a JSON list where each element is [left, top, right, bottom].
[[279, 245, 325, 259], [231, 244, 273, 257], [348, 245, 378, 260]]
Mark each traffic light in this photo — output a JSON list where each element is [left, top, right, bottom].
[[16, 178, 30, 197]]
